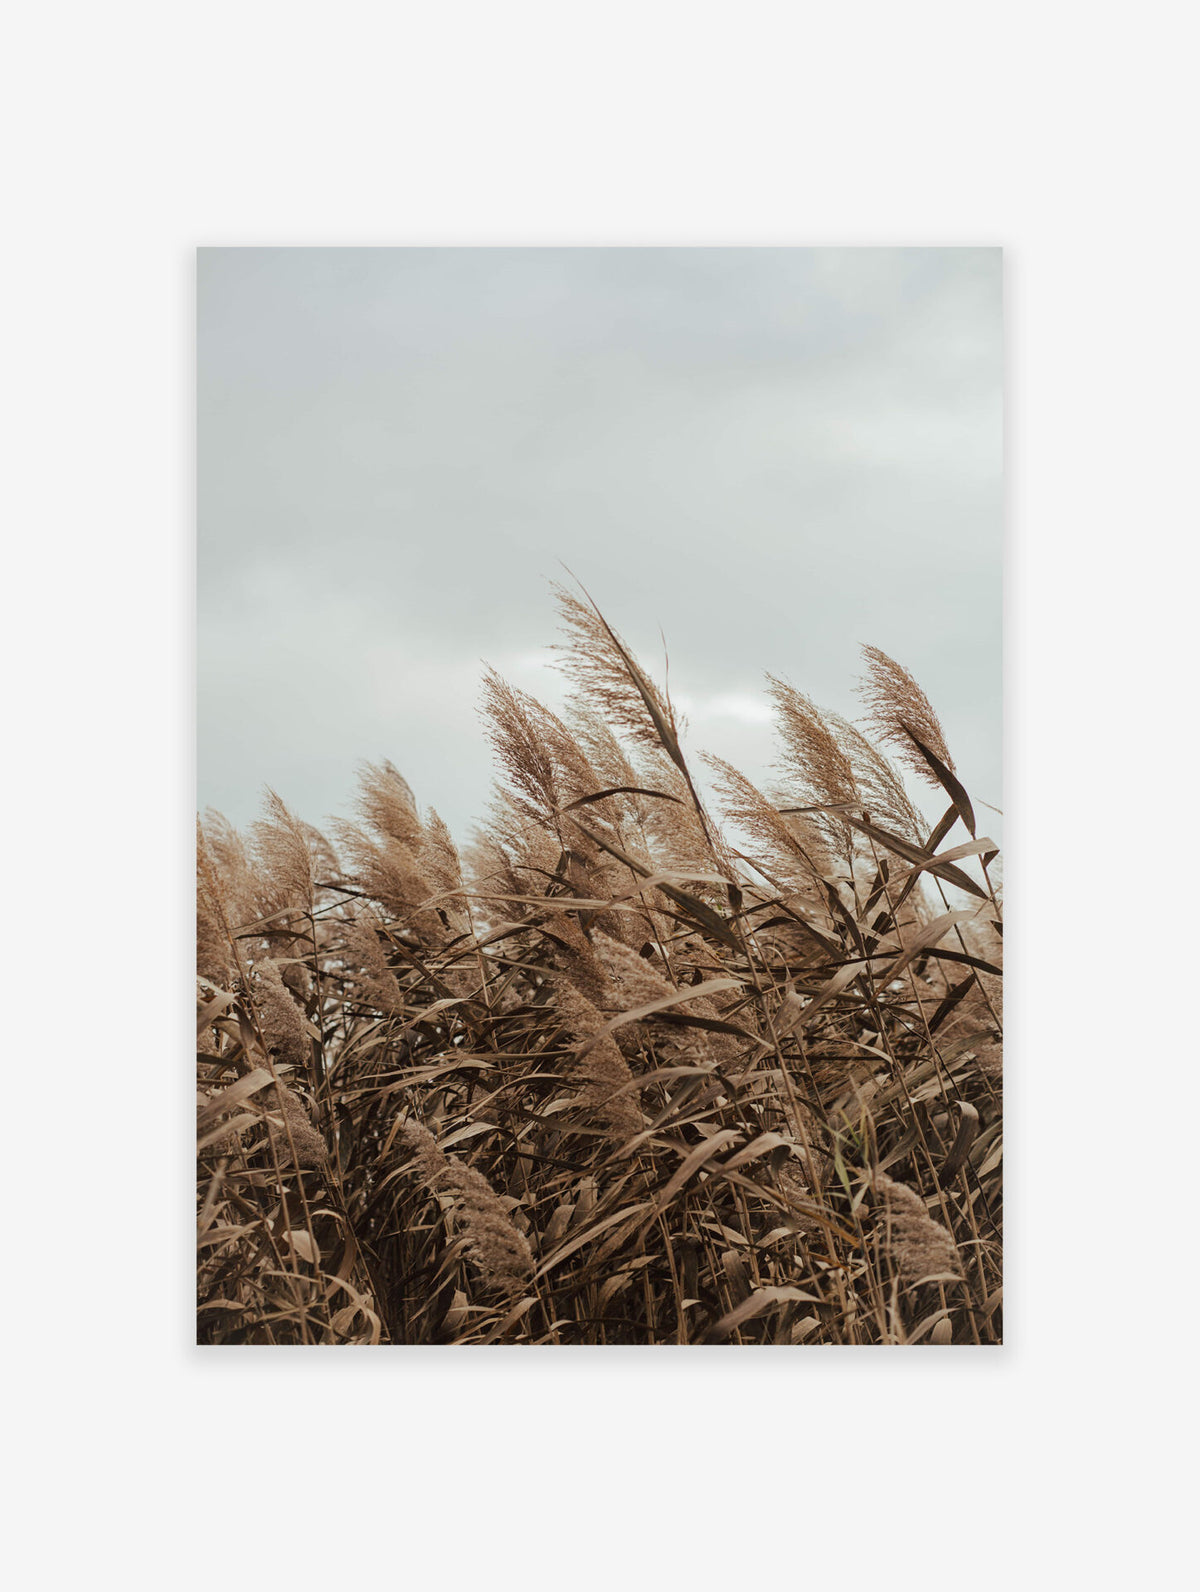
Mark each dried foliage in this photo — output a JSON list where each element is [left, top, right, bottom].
[[197, 589, 1001, 1346], [857, 644, 956, 783]]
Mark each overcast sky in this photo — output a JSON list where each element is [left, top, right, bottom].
[[198, 247, 1002, 847]]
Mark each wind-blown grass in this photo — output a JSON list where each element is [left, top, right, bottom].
[[197, 588, 1002, 1346]]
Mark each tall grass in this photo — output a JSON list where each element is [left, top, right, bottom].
[[197, 587, 1002, 1345]]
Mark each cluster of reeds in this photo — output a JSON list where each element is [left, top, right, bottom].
[[197, 586, 1002, 1345]]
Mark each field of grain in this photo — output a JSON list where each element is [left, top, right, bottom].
[[197, 585, 1002, 1345]]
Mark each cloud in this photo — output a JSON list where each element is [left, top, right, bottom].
[[199, 248, 1001, 843], [674, 693, 774, 726]]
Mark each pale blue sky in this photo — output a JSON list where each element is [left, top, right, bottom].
[[198, 247, 1001, 845]]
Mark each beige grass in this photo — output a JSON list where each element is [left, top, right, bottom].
[[197, 588, 1002, 1345]]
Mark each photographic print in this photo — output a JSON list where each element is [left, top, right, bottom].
[[197, 247, 1002, 1346]]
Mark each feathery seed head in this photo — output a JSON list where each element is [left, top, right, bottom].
[[552, 585, 683, 755], [333, 822, 445, 944], [400, 1122, 533, 1294], [263, 1083, 327, 1169], [549, 974, 644, 1141], [253, 960, 311, 1071], [252, 789, 315, 910], [356, 760, 424, 849], [857, 645, 955, 782], [341, 914, 405, 1015], [874, 1172, 961, 1286]]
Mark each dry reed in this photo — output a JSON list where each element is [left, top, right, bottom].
[[197, 589, 1001, 1345]]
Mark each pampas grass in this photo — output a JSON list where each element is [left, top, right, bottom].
[[197, 588, 1001, 1346]]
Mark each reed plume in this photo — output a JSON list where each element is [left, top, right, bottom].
[[704, 753, 833, 891], [549, 974, 644, 1141], [334, 823, 444, 944], [552, 584, 682, 755], [355, 759, 423, 849], [197, 588, 1000, 1347], [874, 1173, 962, 1286], [857, 644, 956, 781], [340, 914, 405, 1016], [252, 788, 315, 911], [252, 960, 311, 1072], [400, 1121, 533, 1294], [262, 1082, 327, 1169], [196, 819, 240, 987]]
